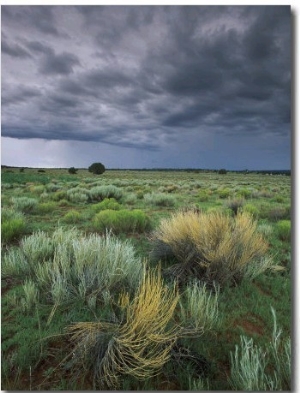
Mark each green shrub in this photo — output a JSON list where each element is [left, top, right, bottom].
[[236, 188, 251, 199], [123, 193, 137, 205], [218, 188, 231, 199], [91, 198, 121, 213], [88, 162, 105, 175], [243, 203, 259, 218], [276, 220, 291, 241], [89, 185, 123, 202], [37, 202, 57, 214], [29, 185, 45, 195], [144, 192, 176, 207], [198, 190, 210, 202], [46, 183, 61, 192], [66, 187, 89, 203], [11, 197, 38, 213], [63, 209, 82, 223], [93, 209, 151, 233], [51, 190, 68, 201], [1, 208, 26, 244]]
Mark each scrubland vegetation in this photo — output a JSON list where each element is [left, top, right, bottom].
[[1, 168, 292, 390]]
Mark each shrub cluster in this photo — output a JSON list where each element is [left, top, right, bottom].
[[2, 228, 143, 307], [151, 210, 273, 288], [1, 208, 26, 244], [93, 209, 151, 234]]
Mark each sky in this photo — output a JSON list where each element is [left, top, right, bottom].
[[1, 4, 292, 170]]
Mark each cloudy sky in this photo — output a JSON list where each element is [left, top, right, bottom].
[[1, 5, 291, 169]]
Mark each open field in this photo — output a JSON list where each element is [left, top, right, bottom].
[[1, 168, 292, 390]]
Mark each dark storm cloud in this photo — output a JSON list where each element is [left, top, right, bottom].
[[1, 5, 291, 158], [2, 36, 31, 58], [38, 51, 80, 75]]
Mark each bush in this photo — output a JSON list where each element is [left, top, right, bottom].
[[218, 169, 227, 174], [276, 220, 291, 241], [51, 190, 68, 201], [144, 192, 177, 207], [89, 185, 123, 202], [66, 187, 89, 203], [88, 162, 105, 175], [2, 227, 143, 306], [37, 202, 57, 214], [243, 203, 259, 218], [1, 208, 26, 244], [236, 188, 251, 199], [151, 210, 272, 288], [225, 198, 245, 215], [198, 190, 210, 202], [218, 188, 231, 199], [93, 209, 151, 234], [68, 167, 78, 174], [91, 198, 121, 213], [63, 209, 82, 223], [11, 197, 38, 213]]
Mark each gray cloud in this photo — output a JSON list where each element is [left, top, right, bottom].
[[1, 5, 291, 169]]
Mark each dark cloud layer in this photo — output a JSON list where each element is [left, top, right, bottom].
[[1, 5, 291, 168]]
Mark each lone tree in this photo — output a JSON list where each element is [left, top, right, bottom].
[[68, 167, 78, 174], [218, 168, 227, 175], [88, 162, 105, 175]]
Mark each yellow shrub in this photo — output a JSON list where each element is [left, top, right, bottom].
[[153, 210, 270, 287]]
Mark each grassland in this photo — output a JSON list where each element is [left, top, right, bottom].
[[1, 167, 292, 390]]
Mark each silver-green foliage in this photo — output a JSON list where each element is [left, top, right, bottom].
[[179, 281, 220, 337], [2, 227, 142, 308], [66, 187, 89, 203], [89, 185, 123, 201], [11, 197, 38, 212], [144, 192, 177, 207], [230, 308, 291, 391]]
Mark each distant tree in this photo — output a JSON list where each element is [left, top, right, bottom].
[[88, 162, 106, 175], [68, 167, 78, 174], [19, 167, 25, 173], [218, 168, 227, 175]]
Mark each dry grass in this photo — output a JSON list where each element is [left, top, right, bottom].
[[152, 210, 270, 287], [67, 266, 180, 388]]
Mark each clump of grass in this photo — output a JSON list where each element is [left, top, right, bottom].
[[123, 193, 137, 205], [91, 197, 121, 213], [11, 197, 38, 213], [1, 208, 26, 244], [62, 209, 82, 223], [218, 188, 231, 199], [37, 202, 57, 214], [66, 188, 89, 203], [29, 185, 45, 195], [230, 308, 291, 390], [151, 210, 272, 288], [178, 281, 220, 337], [89, 185, 123, 202], [67, 266, 179, 389], [144, 192, 177, 207], [243, 203, 259, 218], [51, 190, 68, 201], [93, 209, 151, 234], [276, 220, 291, 241], [225, 198, 245, 215], [198, 190, 210, 202]]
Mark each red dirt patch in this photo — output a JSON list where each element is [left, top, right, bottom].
[[233, 314, 265, 336]]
